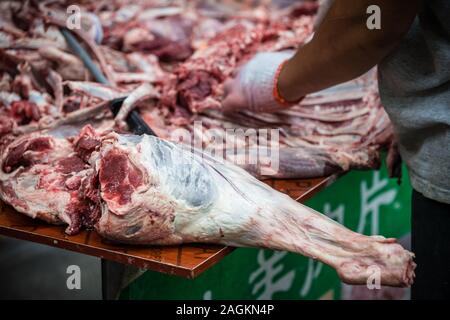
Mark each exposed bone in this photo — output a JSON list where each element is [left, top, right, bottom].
[[46, 69, 63, 112], [65, 81, 126, 101], [39, 7, 116, 85], [114, 83, 160, 127], [14, 100, 111, 135], [39, 47, 87, 81]]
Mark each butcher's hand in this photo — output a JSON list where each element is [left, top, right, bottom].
[[222, 51, 301, 113]]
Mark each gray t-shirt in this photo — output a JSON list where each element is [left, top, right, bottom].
[[378, 0, 450, 204]]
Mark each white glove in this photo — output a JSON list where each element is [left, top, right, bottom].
[[222, 51, 295, 113]]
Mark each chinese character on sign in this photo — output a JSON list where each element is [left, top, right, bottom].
[[249, 250, 295, 300], [300, 259, 323, 297], [357, 171, 397, 235], [324, 202, 345, 224]]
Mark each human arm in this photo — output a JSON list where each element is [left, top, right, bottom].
[[222, 0, 421, 112]]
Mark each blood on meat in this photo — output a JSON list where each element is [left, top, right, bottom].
[[11, 101, 40, 125], [3, 137, 52, 173], [177, 70, 215, 109], [73, 126, 101, 161], [57, 155, 86, 174], [99, 149, 143, 205], [0, 116, 14, 136]]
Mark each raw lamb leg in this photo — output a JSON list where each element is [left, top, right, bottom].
[[93, 133, 415, 287]]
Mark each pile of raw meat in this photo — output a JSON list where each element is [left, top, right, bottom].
[[0, 0, 394, 178], [0, 0, 414, 287]]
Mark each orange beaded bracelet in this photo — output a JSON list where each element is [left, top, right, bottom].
[[272, 60, 303, 107]]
